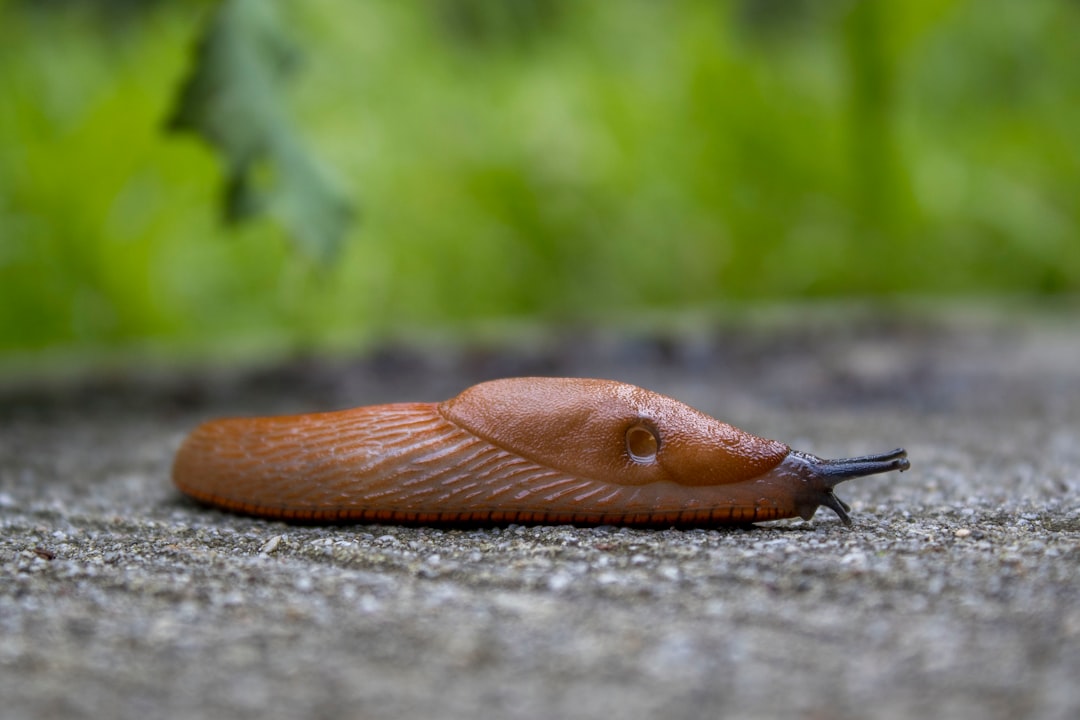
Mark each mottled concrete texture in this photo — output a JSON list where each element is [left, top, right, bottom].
[[2, 307, 1078, 720]]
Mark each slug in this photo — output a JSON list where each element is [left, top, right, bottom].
[[172, 377, 909, 527]]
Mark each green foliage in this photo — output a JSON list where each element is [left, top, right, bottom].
[[168, 0, 353, 263], [1, 0, 1078, 362]]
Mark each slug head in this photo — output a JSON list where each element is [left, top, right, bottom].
[[439, 377, 790, 488], [771, 448, 911, 524]]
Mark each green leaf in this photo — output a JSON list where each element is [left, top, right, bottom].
[[168, 0, 354, 262]]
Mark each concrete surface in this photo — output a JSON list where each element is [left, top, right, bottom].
[[1, 307, 1078, 720]]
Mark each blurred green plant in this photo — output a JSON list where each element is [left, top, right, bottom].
[[0, 0, 1078, 364], [168, 0, 353, 262]]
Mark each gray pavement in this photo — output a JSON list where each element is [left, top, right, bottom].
[[2, 306, 1078, 719]]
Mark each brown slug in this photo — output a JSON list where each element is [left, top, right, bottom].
[[172, 377, 909, 527]]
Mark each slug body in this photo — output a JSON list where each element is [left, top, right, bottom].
[[172, 377, 909, 527]]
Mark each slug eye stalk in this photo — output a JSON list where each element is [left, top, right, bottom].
[[800, 448, 911, 482], [786, 448, 910, 526]]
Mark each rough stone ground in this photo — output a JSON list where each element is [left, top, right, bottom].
[[1, 306, 1078, 720]]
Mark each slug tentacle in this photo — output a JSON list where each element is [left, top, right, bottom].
[[795, 448, 911, 483], [764, 448, 910, 526], [172, 377, 910, 528]]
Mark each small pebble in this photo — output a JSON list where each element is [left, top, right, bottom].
[[260, 535, 283, 554]]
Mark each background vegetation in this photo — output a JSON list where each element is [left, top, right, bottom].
[[2, 0, 1078, 366]]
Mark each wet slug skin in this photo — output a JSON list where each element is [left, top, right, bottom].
[[172, 377, 909, 527]]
